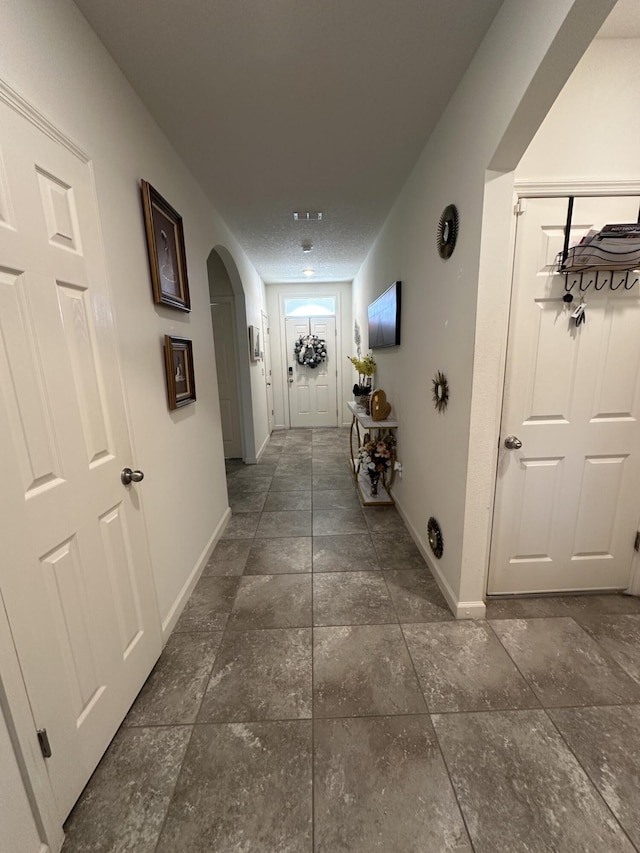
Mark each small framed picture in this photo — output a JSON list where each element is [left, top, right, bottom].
[[164, 335, 196, 409], [249, 325, 261, 361], [141, 180, 191, 311]]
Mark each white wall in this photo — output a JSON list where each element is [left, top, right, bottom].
[[266, 282, 353, 428], [352, 0, 615, 616], [0, 0, 268, 629], [517, 39, 640, 181], [0, 0, 267, 843]]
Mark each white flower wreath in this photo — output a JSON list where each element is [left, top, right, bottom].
[[294, 333, 327, 369]]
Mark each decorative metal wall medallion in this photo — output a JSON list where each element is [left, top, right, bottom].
[[437, 204, 459, 259], [427, 517, 444, 559], [432, 370, 449, 412]]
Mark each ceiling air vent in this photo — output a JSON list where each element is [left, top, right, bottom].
[[293, 212, 323, 222]]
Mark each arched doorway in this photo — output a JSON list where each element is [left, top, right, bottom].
[[207, 247, 256, 462]]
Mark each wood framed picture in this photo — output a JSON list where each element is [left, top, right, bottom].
[[249, 324, 261, 361], [141, 179, 191, 311], [164, 335, 196, 409]]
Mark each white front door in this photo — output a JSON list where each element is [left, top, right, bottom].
[[488, 195, 640, 595], [0, 98, 161, 819], [211, 299, 243, 458], [285, 316, 337, 428]]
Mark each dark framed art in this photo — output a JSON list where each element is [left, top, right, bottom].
[[164, 335, 196, 409], [141, 179, 191, 311]]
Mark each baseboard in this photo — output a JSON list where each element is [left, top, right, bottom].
[[160, 506, 232, 641], [255, 432, 271, 462], [393, 498, 486, 620]]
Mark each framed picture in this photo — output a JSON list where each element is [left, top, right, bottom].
[[141, 180, 191, 311], [163, 335, 196, 409], [249, 324, 261, 361]]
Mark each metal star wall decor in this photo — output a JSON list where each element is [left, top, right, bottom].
[[432, 370, 449, 413]]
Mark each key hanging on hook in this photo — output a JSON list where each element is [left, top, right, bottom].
[[571, 298, 586, 327]]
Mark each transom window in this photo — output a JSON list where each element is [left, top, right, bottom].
[[284, 297, 335, 317]]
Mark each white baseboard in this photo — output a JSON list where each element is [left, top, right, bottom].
[[160, 506, 232, 641], [255, 431, 271, 462], [393, 498, 486, 620]]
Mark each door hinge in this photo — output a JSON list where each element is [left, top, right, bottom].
[[634, 531, 640, 552], [37, 728, 52, 759], [514, 198, 526, 216]]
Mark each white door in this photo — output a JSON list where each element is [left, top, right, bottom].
[[262, 311, 274, 435], [285, 316, 337, 428], [488, 194, 640, 595], [0, 99, 161, 819], [211, 299, 243, 458]]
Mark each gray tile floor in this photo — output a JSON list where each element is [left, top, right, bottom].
[[62, 428, 640, 852]]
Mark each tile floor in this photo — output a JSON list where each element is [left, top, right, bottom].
[[62, 428, 640, 852]]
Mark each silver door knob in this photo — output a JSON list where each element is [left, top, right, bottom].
[[504, 435, 522, 450], [121, 467, 144, 485]]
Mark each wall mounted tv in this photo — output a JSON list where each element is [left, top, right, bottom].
[[368, 281, 401, 349]]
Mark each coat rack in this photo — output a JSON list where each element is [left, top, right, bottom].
[[557, 195, 640, 293]]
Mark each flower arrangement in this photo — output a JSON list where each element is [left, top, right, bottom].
[[294, 334, 327, 368], [358, 431, 396, 495], [348, 353, 376, 397]]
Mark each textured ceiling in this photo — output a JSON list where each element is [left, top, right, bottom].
[[72, 0, 630, 283]]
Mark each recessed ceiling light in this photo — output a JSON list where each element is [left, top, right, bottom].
[[302, 242, 313, 253], [303, 268, 315, 277]]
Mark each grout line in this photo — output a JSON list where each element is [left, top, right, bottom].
[[542, 708, 639, 851], [150, 721, 197, 853], [428, 715, 478, 852]]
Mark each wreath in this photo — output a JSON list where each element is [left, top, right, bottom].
[[294, 333, 327, 368]]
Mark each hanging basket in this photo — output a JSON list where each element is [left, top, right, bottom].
[[294, 334, 327, 369]]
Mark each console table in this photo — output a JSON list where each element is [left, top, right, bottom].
[[347, 401, 398, 506]]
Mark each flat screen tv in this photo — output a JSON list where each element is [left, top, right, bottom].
[[368, 281, 401, 349]]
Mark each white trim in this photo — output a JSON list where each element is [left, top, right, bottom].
[[255, 430, 271, 462], [626, 535, 640, 597], [394, 497, 487, 620], [160, 507, 231, 641], [0, 80, 88, 163], [515, 179, 640, 197], [0, 592, 63, 852], [278, 289, 342, 429]]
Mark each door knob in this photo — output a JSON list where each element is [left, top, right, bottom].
[[121, 467, 144, 485], [504, 435, 522, 450]]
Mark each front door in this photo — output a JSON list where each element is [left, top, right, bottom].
[[285, 316, 337, 428], [0, 97, 161, 819], [488, 195, 640, 594]]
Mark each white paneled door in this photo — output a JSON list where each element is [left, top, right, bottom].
[[0, 99, 160, 819], [488, 195, 640, 594], [285, 316, 337, 428]]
